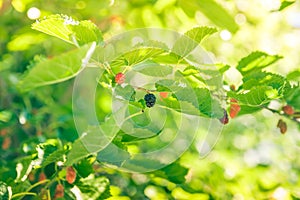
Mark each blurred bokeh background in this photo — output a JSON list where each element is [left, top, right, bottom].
[[1, 0, 300, 199]]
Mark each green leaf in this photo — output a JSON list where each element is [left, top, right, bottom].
[[155, 79, 182, 92], [127, 104, 150, 127], [185, 27, 218, 44], [228, 86, 280, 106], [7, 33, 45, 51], [114, 101, 163, 142], [66, 133, 115, 166], [180, 67, 206, 89], [119, 131, 156, 143], [156, 81, 223, 118], [70, 20, 103, 45], [284, 84, 300, 110], [75, 157, 94, 178], [0, 181, 9, 200], [18, 45, 91, 91], [287, 69, 300, 81], [157, 97, 201, 116], [178, 0, 238, 33], [134, 40, 169, 50], [11, 180, 31, 196], [154, 162, 189, 184], [97, 141, 131, 167], [194, 88, 224, 118], [33, 140, 60, 168], [111, 47, 166, 68], [0, 110, 13, 123], [32, 14, 103, 46], [180, 64, 224, 89], [119, 128, 162, 143], [66, 117, 119, 166], [174, 87, 223, 118], [133, 61, 173, 77], [0, 54, 14, 72], [41, 149, 66, 167], [66, 139, 90, 166], [155, 79, 223, 118], [278, 1, 295, 11], [236, 51, 283, 76], [242, 72, 286, 90], [217, 64, 231, 74], [236, 105, 262, 116], [172, 27, 217, 57], [152, 52, 187, 64], [114, 84, 136, 101], [77, 176, 111, 200], [122, 158, 165, 172]]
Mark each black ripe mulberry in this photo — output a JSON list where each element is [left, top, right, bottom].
[[144, 93, 156, 108]]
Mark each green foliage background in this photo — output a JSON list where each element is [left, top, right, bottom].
[[1, 0, 300, 199]]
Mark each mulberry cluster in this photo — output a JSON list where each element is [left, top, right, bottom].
[[144, 93, 156, 108]]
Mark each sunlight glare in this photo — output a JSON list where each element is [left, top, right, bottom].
[[220, 30, 232, 41], [27, 7, 41, 20]]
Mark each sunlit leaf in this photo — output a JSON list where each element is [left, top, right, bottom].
[[155, 80, 223, 118], [236, 105, 262, 115], [18, 45, 90, 91], [0, 111, 12, 123], [32, 14, 103, 46], [178, 0, 238, 33], [228, 86, 280, 106], [172, 26, 217, 56], [242, 72, 286, 90], [278, 1, 295, 11], [152, 52, 187, 64], [77, 176, 111, 199], [7, 33, 45, 51], [111, 47, 165, 68], [287, 69, 300, 81], [133, 61, 173, 77], [236, 51, 282, 75], [134, 40, 169, 50]]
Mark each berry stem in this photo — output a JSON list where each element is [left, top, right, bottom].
[[131, 85, 156, 93], [262, 106, 300, 124], [11, 192, 37, 199], [26, 179, 50, 192], [123, 111, 144, 122], [94, 61, 115, 76], [122, 65, 131, 74]]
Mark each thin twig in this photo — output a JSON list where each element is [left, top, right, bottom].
[[11, 192, 37, 199], [262, 106, 300, 124]]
